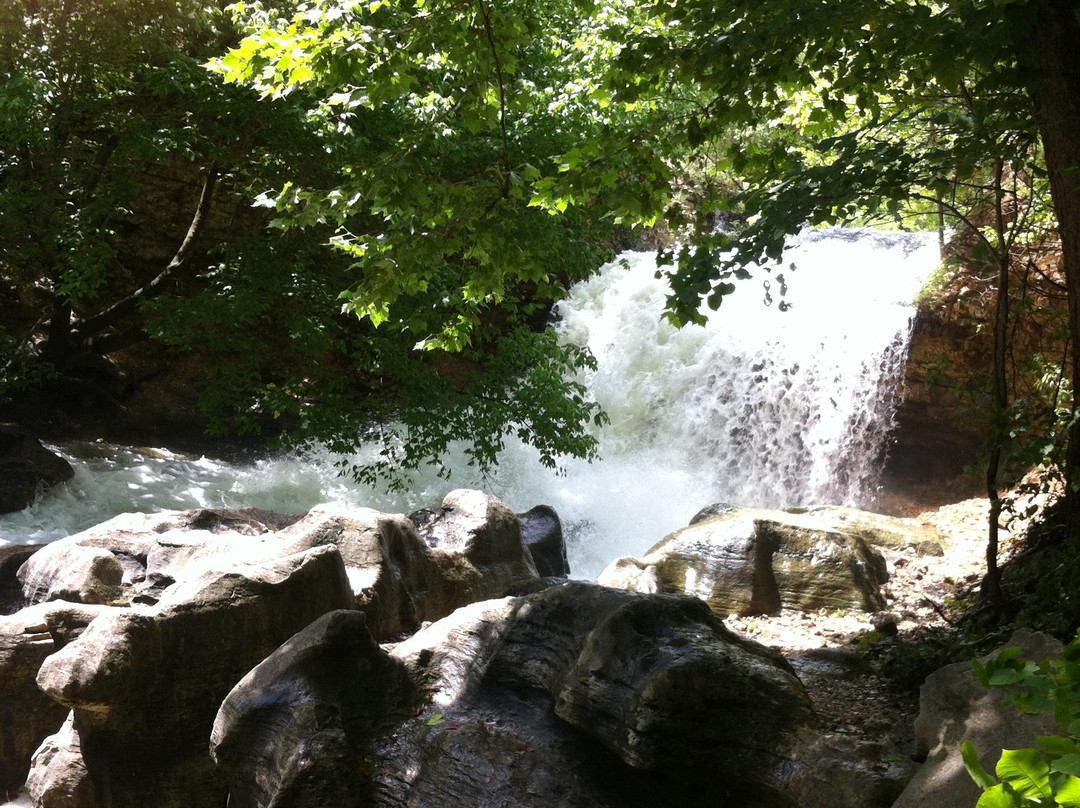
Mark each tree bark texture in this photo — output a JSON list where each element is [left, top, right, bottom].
[[1023, 0, 1080, 523]]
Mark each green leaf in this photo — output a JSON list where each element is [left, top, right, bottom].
[[1053, 755, 1080, 776], [976, 783, 1021, 808], [425, 713, 447, 726], [989, 668, 1024, 686], [1054, 775, 1080, 806], [965, 741, 1001, 790], [997, 748, 1053, 799], [1039, 737, 1080, 757]]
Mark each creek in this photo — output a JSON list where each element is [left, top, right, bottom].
[[0, 228, 939, 578]]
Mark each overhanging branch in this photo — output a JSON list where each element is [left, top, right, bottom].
[[71, 161, 219, 346]]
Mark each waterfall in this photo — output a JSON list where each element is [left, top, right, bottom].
[[0, 228, 939, 578]]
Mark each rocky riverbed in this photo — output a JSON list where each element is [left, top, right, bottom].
[[0, 487, 1054, 808]]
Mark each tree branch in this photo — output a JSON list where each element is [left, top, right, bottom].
[[72, 162, 219, 345]]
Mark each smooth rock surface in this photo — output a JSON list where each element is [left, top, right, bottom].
[[29, 544, 354, 808], [211, 610, 416, 808], [598, 506, 889, 616], [18, 547, 124, 607], [517, 505, 570, 577], [890, 630, 1065, 808]]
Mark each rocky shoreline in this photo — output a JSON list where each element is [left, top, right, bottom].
[[0, 486, 1060, 808]]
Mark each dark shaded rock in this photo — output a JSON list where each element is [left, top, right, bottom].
[[0, 604, 67, 800], [0, 425, 74, 514], [211, 583, 815, 808], [870, 612, 901, 636], [1, 545, 38, 616], [517, 505, 569, 577], [598, 506, 888, 616], [211, 610, 416, 808], [794, 734, 918, 808], [387, 583, 814, 808], [29, 544, 355, 808], [788, 646, 870, 685]]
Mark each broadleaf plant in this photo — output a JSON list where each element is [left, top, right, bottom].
[[964, 631, 1080, 808]]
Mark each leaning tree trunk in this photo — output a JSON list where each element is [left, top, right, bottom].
[[1023, 0, 1080, 526]]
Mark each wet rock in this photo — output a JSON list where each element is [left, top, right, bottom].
[[598, 506, 888, 616], [517, 505, 569, 577], [0, 425, 74, 514]]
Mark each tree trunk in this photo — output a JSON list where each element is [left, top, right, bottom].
[[983, 160, 1009, 606], [1023, 0, 1080, 525]]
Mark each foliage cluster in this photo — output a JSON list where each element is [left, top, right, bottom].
[[0, 0, 628, 486], [4, 0, 1080, 502], [964, 631, 1080, 807]]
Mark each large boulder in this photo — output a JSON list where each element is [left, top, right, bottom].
[[211, 583, 814, 808], [517, 505, 570, 577], [15, 492, 546, 807], [17, 496, 540, 639], [410, 489, 539, 595], [27, 544, 355, 808], [889, 630, 1066, 808], [210, 610, 417, 808], [278, 503, 468, 636], [598, 505, 888, 616], [0, 425, 74, 514], [389, 583, 814, 808], [18, 547, 124, 607], [0, 599, 112, 801], [0, 604, 66, 800]]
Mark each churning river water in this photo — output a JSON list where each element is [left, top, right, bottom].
[[0, 228, 939, 578]]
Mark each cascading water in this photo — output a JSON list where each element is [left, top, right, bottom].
[[0, 228, 939, 578]]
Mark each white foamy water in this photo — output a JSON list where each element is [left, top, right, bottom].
[[0, 228, 938, 578]]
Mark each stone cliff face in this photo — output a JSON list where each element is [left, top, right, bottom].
[[883, 307, 992, 504], [883, 249, 1069, 510]]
